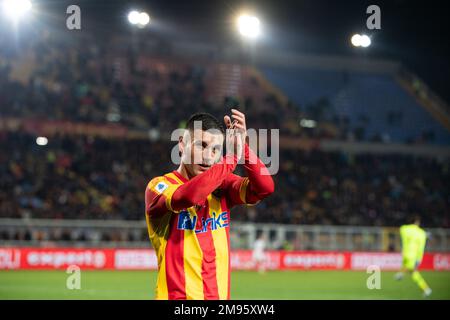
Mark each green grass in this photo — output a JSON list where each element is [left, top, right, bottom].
[[0, 270, 449, 300]]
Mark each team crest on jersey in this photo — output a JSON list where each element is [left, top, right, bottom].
[[177, 210, 229, 233], [155, 181, 168, 194]]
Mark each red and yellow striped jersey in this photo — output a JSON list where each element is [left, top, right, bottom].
[[145, 170, 250, 300]]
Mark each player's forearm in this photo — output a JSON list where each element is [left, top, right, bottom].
[[243, 144, 275, 201], [171, 155, 238, 210]]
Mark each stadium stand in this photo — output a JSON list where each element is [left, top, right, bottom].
[[0, 131, 448, 229], [1, 32, 449, 235]]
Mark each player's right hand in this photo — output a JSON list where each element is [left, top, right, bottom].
[[224, 111, 245, 162]]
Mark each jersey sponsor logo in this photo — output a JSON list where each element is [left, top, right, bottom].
[[177, 210, 229, 233], [154, 182, 168, 194]]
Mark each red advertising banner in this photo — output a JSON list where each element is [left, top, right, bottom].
[[0, 248, 449, 271], [231, 250, 281, 270], [280, 251, 349, 270], [0, 248, 115, 270]]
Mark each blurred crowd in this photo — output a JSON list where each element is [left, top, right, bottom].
[[0, 34, 208, 131], [1, 132, 448, 229], [0, 132, 171, 221], [263, 150, 449, 228], [0, 32, 329, 139], [1, 31, 449, 238], [1, 30, 446, 145]]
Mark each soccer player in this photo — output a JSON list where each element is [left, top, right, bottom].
[[394, 216, 432, 297], [252, 233, 267, 274], [145, 110, 274, 300]]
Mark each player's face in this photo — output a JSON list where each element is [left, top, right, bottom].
[[182, 129, 224, 177]]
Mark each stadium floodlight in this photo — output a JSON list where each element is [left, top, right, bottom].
[[2, 0, 32, 21], [127, 10, 141, 25], [359, 34, 371, 47], [351, 34, 362, 47], [351, 33, 371, 48], [36, 137, 48, 146], [128, 10, 150, 28], [300, 119, 317, 128], [237, 14, 261, 39], [138, 12, 150, 27]]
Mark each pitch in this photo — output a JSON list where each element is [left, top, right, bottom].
[[0, 270, 449, 300]]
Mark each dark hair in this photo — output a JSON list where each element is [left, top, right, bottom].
[[409, 214, 421, 225], [186, 112, 225, 135]]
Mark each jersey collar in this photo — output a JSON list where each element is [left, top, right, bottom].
[[172, 170, 189, 183]]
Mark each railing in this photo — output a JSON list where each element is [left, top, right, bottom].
[[0, 219, 448, 252], [396, 67, 450, 132]]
